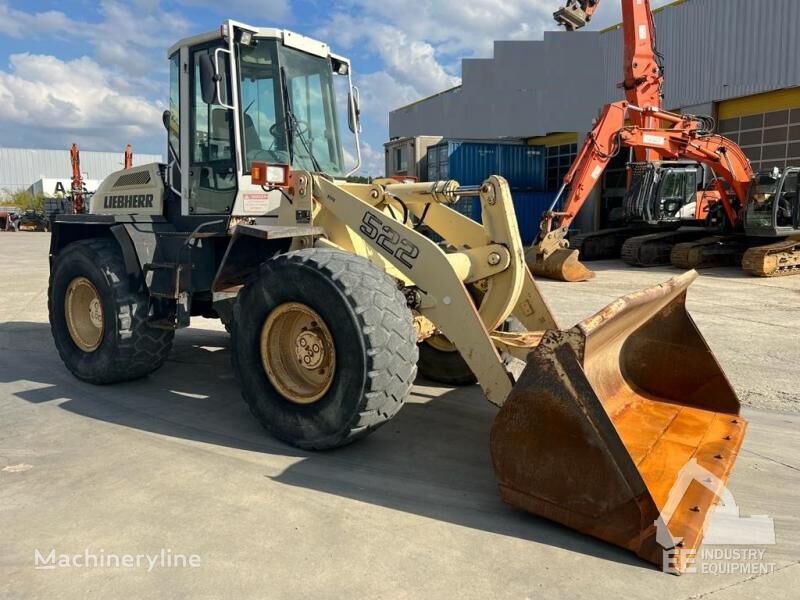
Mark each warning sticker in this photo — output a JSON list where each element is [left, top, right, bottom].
[[643, 134, 666, 146], [242, 192, 272, 214]]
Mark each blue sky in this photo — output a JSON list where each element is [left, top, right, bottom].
[[0, 0, 671, 175]]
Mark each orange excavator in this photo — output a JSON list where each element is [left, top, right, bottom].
[[70, 143, 86, 214], [530, 0, 668, 280], [532, 0, 800, 279], [70, 143, 133, 214]]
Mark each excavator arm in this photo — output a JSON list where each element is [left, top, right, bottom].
[[70, 143, 85, 215], [556, 1, 664, 155]]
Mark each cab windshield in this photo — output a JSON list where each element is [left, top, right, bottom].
[[746, 170, 798, 229], [238, 40, 346, 177], [657, 168, 697, 217], [746, 173, 780, 227]]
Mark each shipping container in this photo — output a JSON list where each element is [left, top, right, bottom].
[[450, 190, 557, 245], [425, 141, 545, 191], [384, 135, 443, 179], [513, 191, 558, 244]]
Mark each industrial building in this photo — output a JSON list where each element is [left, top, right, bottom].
[[0, 147, 163, 200], [386, 0, 800, 234]]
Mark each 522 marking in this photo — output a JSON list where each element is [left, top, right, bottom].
[[359, 212, 420, 268]]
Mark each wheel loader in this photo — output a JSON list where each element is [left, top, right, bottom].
[[47, 21, 747, 574]]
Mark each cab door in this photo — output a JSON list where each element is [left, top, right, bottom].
[[187, 43, 238, 215]]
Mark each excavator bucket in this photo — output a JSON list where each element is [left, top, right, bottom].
[[527, 247, 596, 282], [491, 271, 746, 574]]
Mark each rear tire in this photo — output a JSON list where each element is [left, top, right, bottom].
[[417, 336, 477, 386], [48, 239, 174, 384], [232, 249, 418, 450]]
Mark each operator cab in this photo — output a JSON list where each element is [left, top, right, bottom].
[[624, 161, 702, 224], [744, 167, 800, 237], [164, 21, 361, 218]]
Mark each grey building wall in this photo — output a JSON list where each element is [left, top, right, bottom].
[[390, 0, 800, 140], [0, 147, 163, 198]]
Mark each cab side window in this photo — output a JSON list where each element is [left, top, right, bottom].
[[189, 45, 237, 214], [167, 53, 181, 191], [778, 171, 798, 228]]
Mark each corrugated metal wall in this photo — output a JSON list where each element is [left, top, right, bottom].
[[0, 147, 163, 198], [390, 0, 800, 140]]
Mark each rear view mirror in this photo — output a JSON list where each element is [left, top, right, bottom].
[[162, 110, 171, 132], [347, 87, 362, 134], [199, 53, 217, 104]]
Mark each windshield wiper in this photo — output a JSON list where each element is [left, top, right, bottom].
[[279, 67, 295, 164], [280, 67, 322, 173]]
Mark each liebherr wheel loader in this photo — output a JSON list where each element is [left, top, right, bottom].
[[47, 21, 747, 574]]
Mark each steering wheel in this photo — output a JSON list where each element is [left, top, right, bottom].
[[271, 118, 310, 138]]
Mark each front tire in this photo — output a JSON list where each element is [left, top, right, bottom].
[[232, 249, 418, 450], [48, 239, 174, 384]]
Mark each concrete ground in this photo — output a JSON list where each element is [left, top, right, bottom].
[[0, 232, 798, 599]]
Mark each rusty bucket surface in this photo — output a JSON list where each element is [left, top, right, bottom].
[[490, 271, 746, 574], [527, 248, 595, 282]]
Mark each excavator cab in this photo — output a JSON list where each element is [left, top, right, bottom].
[[744, 168, 800, 237], [625, 162, 702, 225]]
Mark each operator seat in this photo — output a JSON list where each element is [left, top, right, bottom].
[[242, 112, 263, 153]]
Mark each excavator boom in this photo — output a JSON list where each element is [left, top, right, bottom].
[[531, 0, 665, 280], [70, 143, 85, 215]]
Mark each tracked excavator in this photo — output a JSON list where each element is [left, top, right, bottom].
[[536, 0, 800, 278], [571, 160, 725, 262], [672, 167, 800, 277], [47, 21, 748, 573]]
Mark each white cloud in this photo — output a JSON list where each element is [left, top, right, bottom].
[[326, 0, 554, 59], [343, 139, 384, 177], [0, 54, 163, 150], [355, 71, 421, 125], [0, 1, 190, 152]]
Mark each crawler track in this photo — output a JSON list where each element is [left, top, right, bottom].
[[621, 229, 708, 267], [742, 239, 800, 277]]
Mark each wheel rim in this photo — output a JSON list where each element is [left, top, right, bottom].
[[425, 333, 458, 353], [65, 276, 104, 352], [260, 302, 336, 405]]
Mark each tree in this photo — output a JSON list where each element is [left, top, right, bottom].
[[345, 175, 373, 184], [3, 189, 45, 212]]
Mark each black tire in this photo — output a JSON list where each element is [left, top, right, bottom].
[[417, 337, 478, 386], [232, 249, 418, 450], [48, 239, 174, 384]]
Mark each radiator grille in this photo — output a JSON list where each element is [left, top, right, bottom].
[[113, 170, 151, 188]]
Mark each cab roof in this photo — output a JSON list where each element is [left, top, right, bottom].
[[167, 21, 331, 59]]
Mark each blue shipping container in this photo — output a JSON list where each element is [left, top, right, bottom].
[[426, 141, 546, 190], [451, 191, 557, 245]]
